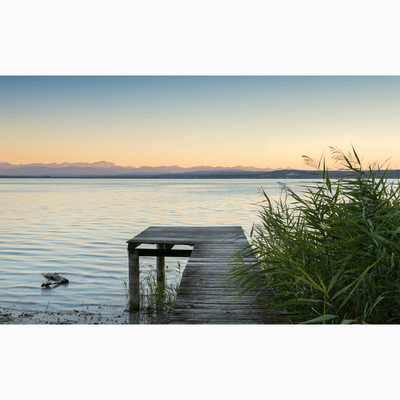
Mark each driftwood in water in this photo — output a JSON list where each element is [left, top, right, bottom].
[[41, 273, 69, 288]]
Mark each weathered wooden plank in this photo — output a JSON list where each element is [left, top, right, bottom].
[[129, 226, 243, 235], [180, 270, 239, 278], [175, 295, 266, 303], [178, 277, 238, 283], [170, 320, 286, 325], [173, 296, 275, 305], [171, 317, 284, 322], [174, 299, 268, 308], [172, 306, 281, 314], [188, 253, 254, 259], [174, 289, 262, 296], [188, 255, 255, 260], [191, 244, 248, 249], [187, 262, 256, 267], [191, 248, 249, 253], [176, 285, 240, 292], [170, 312, 291, 324], [172, 308, 286, 317], [189, 249, 246, 254], [180, 270, 261, 278], [170, 319, 290, 325], [188, 257, 255, 262], [190, 247, 254, 253], [178, 275, 248, 283], [173, 304, 277, 311], [186, 259, 256, 264], [180, 271, 254, 279], [174, 292, 260, 300], [128, 238, 235, 245], [136, 249, 192, 257], [173, 303, 275, 310], [127, 226, 245, 242], [176, 286, 276, 296], [190, 248, 252, 253], [174, 288, 262, 296], [173, 296, 276, 305], [175, 287, 261, 294], [180, 271, 229, 277], [179, 274, 234, 280]]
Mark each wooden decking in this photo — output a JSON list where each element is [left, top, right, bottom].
[[127, 226, 291, 324]]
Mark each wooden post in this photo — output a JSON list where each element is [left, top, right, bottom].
[[156, 244, 165, 285], [128, 245, 140, 311]]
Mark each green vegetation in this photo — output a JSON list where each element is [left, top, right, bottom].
[[122, 262, 181, 314], [228, 146, 400, 324]]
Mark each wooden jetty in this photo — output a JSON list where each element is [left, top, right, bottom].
[[127, 226, 291, 324]]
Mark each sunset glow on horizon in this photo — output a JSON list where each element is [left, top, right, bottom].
[[2, 76, 400, 170]]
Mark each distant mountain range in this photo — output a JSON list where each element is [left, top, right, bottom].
[[0, 161, 290, 176], [3, 161, 399, 179]]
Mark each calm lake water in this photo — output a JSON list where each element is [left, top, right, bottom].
[[0, 178, 307, 314]]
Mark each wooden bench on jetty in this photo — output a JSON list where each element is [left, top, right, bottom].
[[127, 226, 291, 324]]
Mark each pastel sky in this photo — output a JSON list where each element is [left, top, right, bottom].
[[1, 76, 400, 170]]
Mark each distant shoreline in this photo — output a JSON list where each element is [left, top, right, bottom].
[[0, 178, 329, 180], [1, 169, 400, 180]]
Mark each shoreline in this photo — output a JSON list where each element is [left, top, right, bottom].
[[0, 306, 172, 325]]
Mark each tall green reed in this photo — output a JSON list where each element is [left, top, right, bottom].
[[228, 146, 400, 323]]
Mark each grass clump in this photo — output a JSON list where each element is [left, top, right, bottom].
[[122, 262, 181, 314], [228, 146, 400, 324], [140, 264, 180, 312]]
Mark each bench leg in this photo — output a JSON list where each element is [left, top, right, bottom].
[[128, 250, 140, 310], [156, 244, 165, 286]]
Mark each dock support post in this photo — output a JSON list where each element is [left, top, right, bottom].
[[128, 246, 140, 311], [156, 244, 165, 285]]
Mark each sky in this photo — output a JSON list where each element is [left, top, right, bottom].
[[1, 75, 400, 170]]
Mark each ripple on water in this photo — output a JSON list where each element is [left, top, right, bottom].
[[0, 178, 294, 312]]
